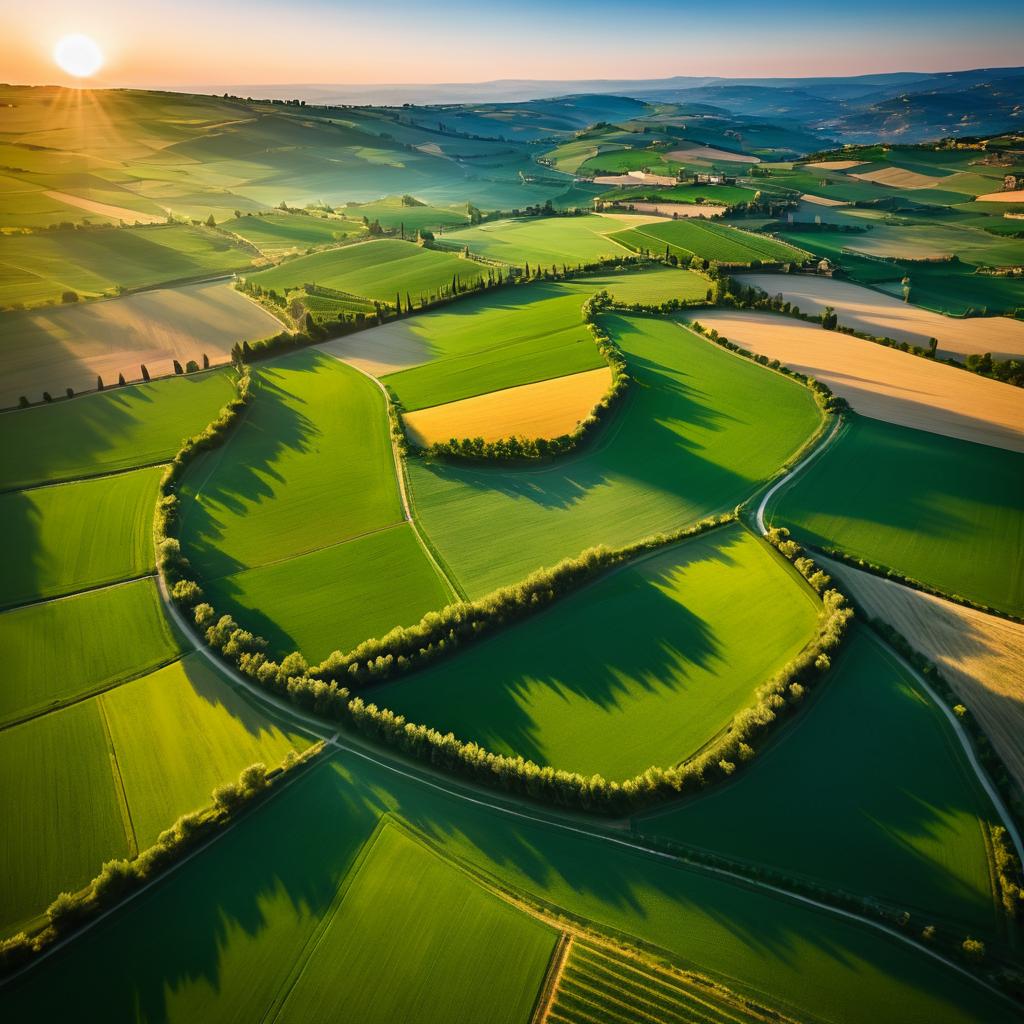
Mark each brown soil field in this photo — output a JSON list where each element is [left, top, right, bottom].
[[593, 171, 677, 187], [402, 367, 613, 446], [42, 190, 166, 225], [734, 273, 1024, 361], [820, 556, 1024, 792], [850, 166, 943, 189], [1, 280, 281, 407], [321, 322, 432, 378], [687, 309, 1024, 451], [666, 145, 760, 164], [976, 189, 1024, 203], [610, 202, 727, 218], [799, 193, 849, 207], [805, 160, 866, 171]]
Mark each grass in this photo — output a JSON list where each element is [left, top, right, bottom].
[[242, 238, 484, 303], [0, 752, 1011, 1024], [0, 699, 130, 936], [221, 212, 366, 257], [767, 415, 1024, 616], [408, 315, 821, 598], [274, 822, 557, 1024], [99, 653, 310, 847], [178, 350, 403, 580], [583, 265, 711, 304], [638, 626, 1002, 937], [0, 578, 183, 727], [206, 524, 452, 662], [0, 467, 162, 608], [601, 182, 758, 206], [0, 224, 256, 308], [0, 367, 237, 491], [343, 196, 471, 232], [375, 524, 820, 778], [611, 219, 807, 264]]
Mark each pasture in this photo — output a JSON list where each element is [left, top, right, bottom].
[[0, 367, 237, 490], [403, 367, 613, 446], [408, 315, 821, 597], [0, 466, 162, 607], [639, 626, 1002, 936], [599, 182, 758, 206], [0, 279, 280, 410], [768, 415, 1024, 616], [374, 524, 820, 778], [0, 578, 182, 727], [242, 238, 484, 303], [611, 219, 807, 264], [343, 196, 471, 232], [222, 211, 366, 256]]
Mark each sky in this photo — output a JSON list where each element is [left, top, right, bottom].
[[3, 0, 1024, 89]]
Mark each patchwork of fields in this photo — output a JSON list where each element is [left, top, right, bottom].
[[611, 219, 808, 264]]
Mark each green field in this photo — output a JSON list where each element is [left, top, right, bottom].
[[0, 368, 237, 490], [0, 578, 182, 727], [443, 215, 633, 267], [0, 467, 162, 608], [100, 654, 310, 846], [639, 626, 1002, 936], [375, 524, 820, 778], [0, 224, 256, 308], [344, 196, 472, 231], [242, 237, 485, 303], [409, 315, 821, 597], [601, 182, 759, 206], [611, 219, 808, 264], [222, 211, 366, 257], [583, 265, 711, 304], [768, 415, 1024, 615]]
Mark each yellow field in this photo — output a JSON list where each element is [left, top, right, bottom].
[[734, 273, 1024, 361], [805, 160, 865, 171], [821, 557, 1024, 791], [402, 367, 613, 445], [667, 145, 759, 164], [851, 166, 942, 189], [2, 280, 281, 405], [687, 309, 1024, 451], [976, 189, 1024, 202], [800, 193, 849, 207], [593, 171, 677, 186], [42, 190, 166, 225]]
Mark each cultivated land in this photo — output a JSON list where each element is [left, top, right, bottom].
[[375, 524, 820, 778], [768, 415, 1024, 616], [222, 211, 367, 257], [611, 219, 807, 264], [639, 626, 1003, 936], [689, 309, 1024, 451], [821, 556, 1024, 792], [403, 367, 613, 446], [409, 315, 821, 597], [0, 280, 281, 409], [667, 144, 759, 163]]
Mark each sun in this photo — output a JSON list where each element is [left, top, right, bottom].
[[54, 34, 104, 78]]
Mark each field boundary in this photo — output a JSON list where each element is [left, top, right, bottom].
[[96, 697, 139, 859]]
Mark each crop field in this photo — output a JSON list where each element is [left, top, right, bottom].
[[0, 367, 237, 490], [0, 224, 257, 309], [611, 219, 807, 264], [409, 315, 821, 597], [0, 467, 161, 607], [221, 211, 367, 256], [0, 578, 182, 727], [343, 196, 472, 232], [375, 524, 820, 778], [768, 415, 1024, 616], [601, 182, 758, 206], [403, 367, 613, 446], [639, 626, 1002, 935], [583, 265, 710, 303], [242, 238, 485, 303], [0, 279, 280, 410], [690, 309, 1024, 451]]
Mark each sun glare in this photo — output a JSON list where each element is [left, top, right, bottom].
[[54, 34, 104, 78]]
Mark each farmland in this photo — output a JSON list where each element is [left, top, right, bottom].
[[767, 415, 1024, 616], [222, 211, 367, 256], [408, 315, 821, 597], [375, 524, 821, 778], [611, 219, 808, 264]]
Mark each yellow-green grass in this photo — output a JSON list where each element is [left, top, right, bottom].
[[242, 237, 484, 303], [583, 265, 711, 304], [0, 224, 256, 308], [0, 700, 130, 936], [601, 182, 759, 206], [442, 215, 634, 267], [0, 367, 237, 491], [611, 219, 807, 264], [2, 752, 1012, 1024], [0, 467, 162, 608], [382, 281, 604, 410], [343, 196, 471, 231], [178, 351, 403, 581], [274, 822, 557, 1024], [409, 316, 821, 598], [100, 653, 311, 847], [638, 626, 1003, 937], [221, 212, 366, 256], [375, 524, 820, 778], [205, 524, 452, 662], [0, 578, 182, 727], [768, 416, 1024, 616]]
